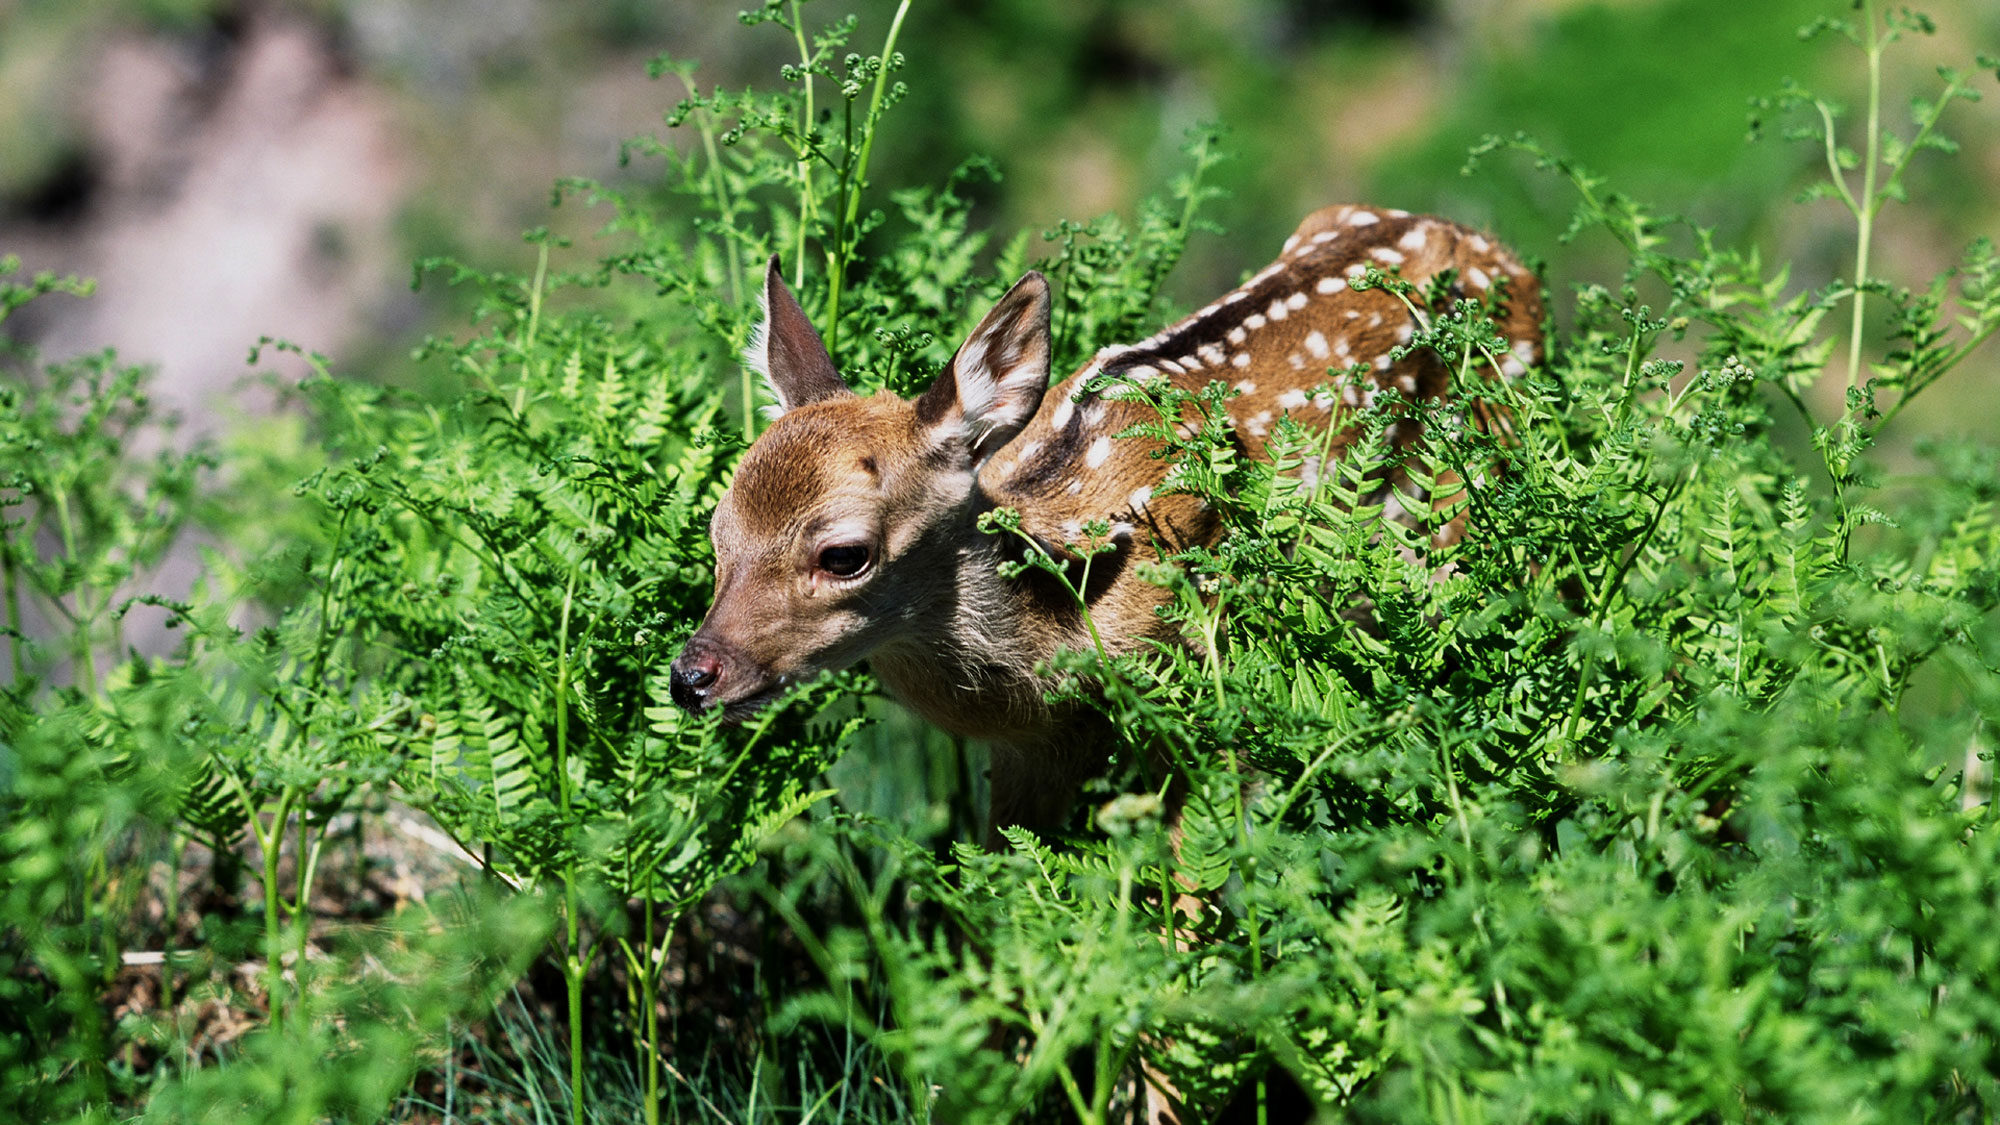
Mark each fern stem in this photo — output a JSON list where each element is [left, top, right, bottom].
[[261, 786, 296, 1036], [674, 69, 755, 439], [822, 0, 913, 359], [554, 569, 587, 1125], [643, 889, 661, 1125], [1846, 0, 1884, 396], [2, 546, 25, 686], [519, 240, 550, 418], [790, 0, 817, 293], [51, 485, 97, 699]]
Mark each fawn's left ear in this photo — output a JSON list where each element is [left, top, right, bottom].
[[747, 255, 854, 417], [916, 272, 1053, 465]]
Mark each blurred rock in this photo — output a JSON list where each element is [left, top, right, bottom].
[[2, 11, 408, 441]]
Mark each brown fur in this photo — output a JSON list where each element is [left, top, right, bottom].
[[672, 207, 1543, 838]]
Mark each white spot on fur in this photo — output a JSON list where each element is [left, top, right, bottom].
[[1501, 357, 1527, 377], [1399, 226, 1430, 252], [1312, 391, 1335, 410], [1266, 299, 1289, 322], [1369, 312, 1383, 328], [1067, 479, 1083, 495], [1304, 330, 1330, 360], [1246, 313, 1267, 330], [1311, 230, 1340, 244], [1372, 247, 1404, 265], [1282, 234, 1300, 253], [1086, 435, 1112, 468], [1375, 355, 1393, 370], [1317, 276, 1345, 295], [1249, 263, 1284, 286], [1347, 210, 1381, 226], [1222, 290, 1247, 305], [1196, 344, 1225, 366], [1226, 326, 1247, 345], [1388, 209, 1410, 219], [1288, 353, 1304, 369], [1396, 322, 1415, 343], [1051, 396, 1076, 430], [1234, 379, 1257, 394], [1231, 353, 1251, 369], [1128, 486, 1152, 510], [1345, 263, 1368, 278], [1469, 234, 1491, 253], [1513, 338, 1537, 365], [1276, 388, 1309, 410], [1467, 266, 1491, 291], [1286, 291, 1308, 311], [1345, 309, 1361, 320], [1246, 411, 1273, 437], [1158, 358, 1185, 375]]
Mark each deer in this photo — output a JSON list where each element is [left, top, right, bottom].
[[669, 204, 1542, 840]]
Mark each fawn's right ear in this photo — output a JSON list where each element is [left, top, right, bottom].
[[746, 255, 854, 417], [916, 271, 1053, 466]]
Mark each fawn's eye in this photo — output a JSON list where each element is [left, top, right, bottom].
[[816, 543, 871, 578]]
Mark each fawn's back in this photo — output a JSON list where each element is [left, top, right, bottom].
[[671, 205, 1542, 832]]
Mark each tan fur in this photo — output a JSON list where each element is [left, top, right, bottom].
[[674, 206, 1543, 838]]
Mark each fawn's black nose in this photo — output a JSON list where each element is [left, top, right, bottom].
[[669, 646, 721, 710]]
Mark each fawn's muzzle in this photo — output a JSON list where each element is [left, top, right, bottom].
[[668, 639, 724, 710]]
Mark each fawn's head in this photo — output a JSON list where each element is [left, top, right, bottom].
[[670, 257, 1053, 718]]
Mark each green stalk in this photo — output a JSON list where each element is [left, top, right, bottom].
[[678, 74, 743, 308], [51, 486, 98, 699], [292, 802, 329, 1011], [821, 0, 913, 358], [161, 832, 184, 1015], [643, 891, 661, 1125], [261, 787, 297, 1036], [2, 546, 24, 685], [554, 570, 586, 1124], [1561, 473, 1687, 749], [672, 69, 755, 439], [790, 0, 818, 292], [1844, 0, 1884, 397], [515, 240, 550, 418]]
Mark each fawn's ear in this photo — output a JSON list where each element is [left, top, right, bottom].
[[746, 255, 853, 416], [916, 272, 1053, 465]]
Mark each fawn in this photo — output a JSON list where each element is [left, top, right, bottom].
[[670, 205, 1542, 837]]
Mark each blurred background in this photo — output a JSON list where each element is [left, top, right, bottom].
[[2, 0, 1996, 441]]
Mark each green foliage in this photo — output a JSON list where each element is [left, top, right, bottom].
[[4, 3, 2000, 1123], [756, 7, 2000, 1122]]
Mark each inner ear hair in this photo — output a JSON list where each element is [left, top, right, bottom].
[[920, 271, 1052, 462], [749, 255, 853, 416]]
